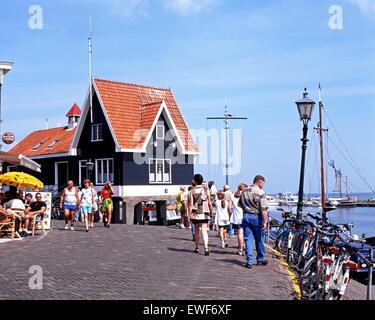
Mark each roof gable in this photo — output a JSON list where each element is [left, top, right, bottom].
[[72, 79, 199, 154]]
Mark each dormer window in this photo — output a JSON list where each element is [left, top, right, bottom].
[[156, 125, 165, 140], [47, 140, 59, 149], [91, 124, 103, 142], [32, 142, 44, 151]]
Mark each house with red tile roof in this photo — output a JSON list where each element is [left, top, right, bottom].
[[7, 78, 200, 225]]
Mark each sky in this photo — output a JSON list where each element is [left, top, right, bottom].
[[0, 0, 374, 194]]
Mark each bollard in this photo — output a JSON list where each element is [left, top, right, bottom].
[[367, 248, 373, 301]]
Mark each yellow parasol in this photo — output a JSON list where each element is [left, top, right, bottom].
[[0, 172, 44, 190]]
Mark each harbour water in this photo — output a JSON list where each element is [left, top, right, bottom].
[[269, 193, 375, 237]]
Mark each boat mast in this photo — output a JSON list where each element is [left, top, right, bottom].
[[315, 84, 329, 217]]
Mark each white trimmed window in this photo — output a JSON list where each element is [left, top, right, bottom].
[[149, 159, 171, 184], [156, 125, 165, 140], [32, 142, 44, 151], [91, 124, 103, 142], [95, 158, 114, 185], [47, 140, 59, 149]]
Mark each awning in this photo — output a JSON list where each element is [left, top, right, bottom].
[[0, 151, 41, 173]]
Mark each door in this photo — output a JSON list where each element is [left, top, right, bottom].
[[55, 162, 68, 191]]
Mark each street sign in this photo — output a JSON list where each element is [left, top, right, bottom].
[[2, 132, 15, 145]]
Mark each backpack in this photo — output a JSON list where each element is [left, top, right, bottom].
[[192, 187, 208, 215]]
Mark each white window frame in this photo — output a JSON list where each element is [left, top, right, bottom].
[[47, 140, 59, 149], [91, 124, 103, 142], [156, 125, 165, 140], [32, 142, 44, 151], [55, 161, 69, 186], [95, 158, 114, 186], [149, 158, 172, 184], [79, 160, 88, 184]]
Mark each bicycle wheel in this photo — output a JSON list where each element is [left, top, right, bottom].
[[275, 231, 289, 256]]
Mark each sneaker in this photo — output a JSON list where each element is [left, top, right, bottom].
[[257, 260, 269, 266], [237, 250, 243, 256], [86, 229, 89, 233], [70, 226, 74, 231], [245, 263, 253, 269], [90, 224, 94, 228], [180, 225, 186, 229], [194, 248, 200, 254], [106, 224, 111, 228], [225, 241, 229, 248], [204, 249, 210, 256], [221, 243, 226, 249], [64, 224, 69, 230]]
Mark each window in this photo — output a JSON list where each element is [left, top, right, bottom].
[[91, 124, 103, 142], [156, 125, 165, 140], [47, 140, 59, 149], [32, 142, 44, 151], [95, 159, 114, 185], [149, 159, 171, 184]]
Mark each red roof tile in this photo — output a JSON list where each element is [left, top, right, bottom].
[[66, 103, 81, 116], [94, 79, 199, 153], [10, 127, 76, 157]]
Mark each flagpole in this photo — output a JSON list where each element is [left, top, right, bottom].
[[89, 16, 93, 124]]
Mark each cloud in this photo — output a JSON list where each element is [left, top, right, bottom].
[[348, 0, 375, 15], [161, 0, 219, 15]]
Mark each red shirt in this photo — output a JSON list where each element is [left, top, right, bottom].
[[101, 187, 113, 199]]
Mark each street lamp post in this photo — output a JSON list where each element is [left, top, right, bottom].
[[86, 159, 94, 181], [0, 61, 14, 152], [295, 88, 315, 219]]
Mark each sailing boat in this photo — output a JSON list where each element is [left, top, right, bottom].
[[315, 85, 336, 214], [328, 161, 358, 207]]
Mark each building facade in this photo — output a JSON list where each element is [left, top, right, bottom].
[[8, 79, 200, 225]]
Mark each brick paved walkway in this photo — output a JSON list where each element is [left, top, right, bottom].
[[0, 220, 298, 300]]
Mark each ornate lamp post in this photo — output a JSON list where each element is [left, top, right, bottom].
[[295, 88, 315, 219], [86, 159, 94, 181]]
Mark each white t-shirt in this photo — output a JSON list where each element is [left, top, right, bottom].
[[81, 188, 95, 206], [230, 195, 243, 225], [215, 199, 230, 226]]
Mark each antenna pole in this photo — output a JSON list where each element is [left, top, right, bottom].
[[207, 99, 247, 187], [89, 16, 93, 124]]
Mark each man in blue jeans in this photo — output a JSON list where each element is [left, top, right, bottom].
[[238, 175, 268, 269]]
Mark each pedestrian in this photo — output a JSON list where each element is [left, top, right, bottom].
[[60, 180, 80, 231], [89, 182, 98, 228], [209, 189, 217, 232], [101, 181, 114, 228], [238, 175, 269, 269], [230, 184, 248, 256], [188, 174, 213, 256], [176, 186, 188, 229], [187, 185, 195, 241], [215, 191, 231, 249], [80, 179, 95, 232], [97, 191, 103, 222], [24, 193, 47, 232]]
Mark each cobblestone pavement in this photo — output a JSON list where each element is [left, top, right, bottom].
[[0, 220, 298, 300]]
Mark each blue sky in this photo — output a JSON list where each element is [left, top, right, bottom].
[[0, 0, 374, 193]]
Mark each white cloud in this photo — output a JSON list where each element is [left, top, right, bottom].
[[161, 0, 218, 15], [348, 0, 375, 15]]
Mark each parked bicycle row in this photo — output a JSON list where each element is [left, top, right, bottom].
[[274, 209, 373, 300]]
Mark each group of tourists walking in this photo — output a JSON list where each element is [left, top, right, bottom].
[[59, 179, 114, 232], [177, 174, 269, 269]]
